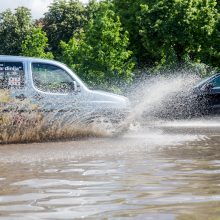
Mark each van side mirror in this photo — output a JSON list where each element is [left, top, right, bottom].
[[69, 81, 81, 92], [72, 81, 77, 91]]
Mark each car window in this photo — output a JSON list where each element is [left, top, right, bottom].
[[211, 76, 220, 88], [32, 63, 74, 93], [196, 76, 210, 87], [0, 62, 24, 89]]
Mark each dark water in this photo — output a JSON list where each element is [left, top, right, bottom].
[[0, 119, 220, 219]]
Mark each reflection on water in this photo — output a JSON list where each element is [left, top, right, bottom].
[[0, 121, 220, 219]]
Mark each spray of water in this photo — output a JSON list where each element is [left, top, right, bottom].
[[0, 72, 201, 144], [116, 73, 200, 133]]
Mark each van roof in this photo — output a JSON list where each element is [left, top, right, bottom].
[[0, 55, 55, 63]]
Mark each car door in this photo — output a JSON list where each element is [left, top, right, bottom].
[[202, 75, 220, 113], [30, 62, 81, 114]]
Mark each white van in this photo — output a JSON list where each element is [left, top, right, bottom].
[[0, 56, 130, 123]]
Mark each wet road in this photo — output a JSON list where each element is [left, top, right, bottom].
[[0, 119, 220, 219]]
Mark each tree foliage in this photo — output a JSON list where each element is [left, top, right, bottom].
[[0, 7, 33, 55], [43, 0, 87, 57], [60, 1, 135, 88], [112, 0, 145, 64], [21, 27, 53, 59], [138, 0, 218, 67], [198, 7, 220, 67]]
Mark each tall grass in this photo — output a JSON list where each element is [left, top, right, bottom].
[[0, 90, 109, 144]]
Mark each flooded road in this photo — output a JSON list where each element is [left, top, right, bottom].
[[0, 119, 220, 219]]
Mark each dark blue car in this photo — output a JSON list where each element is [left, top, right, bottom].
[[153, 74, 220, 119], [192, 73, 220, 114]]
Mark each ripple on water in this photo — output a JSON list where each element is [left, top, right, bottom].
[[12, 179, 110, 188], [0, 123, 220, 219]]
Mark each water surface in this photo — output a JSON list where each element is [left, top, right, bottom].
[[0, 120, 220, 219]]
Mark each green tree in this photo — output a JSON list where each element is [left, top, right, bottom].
[[60, 1, 135, 89], [216, 0, 220, 11], [21, 27, 53, 59], [138, 0, 218, 68], [0, 7, 33, 55], [43, 0, 86, 57], [200, 4, 220, 68], [85, 0, 100, 20], [112, 0, 146, 65]]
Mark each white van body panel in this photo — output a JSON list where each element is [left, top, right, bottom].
[[0, 56, 130, 120]]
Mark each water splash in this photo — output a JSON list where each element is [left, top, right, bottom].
[[0, 73, 202, 144], [116, 73, 199, 133]]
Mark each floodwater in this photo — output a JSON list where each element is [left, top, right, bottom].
[[1, 118, 220, 220]]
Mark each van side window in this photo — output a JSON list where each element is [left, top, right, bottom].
[[32, 63, 74, 93], [0, 62, 24, 89]]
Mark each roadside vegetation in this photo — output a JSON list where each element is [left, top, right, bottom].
[[0, 0, 219, 89]]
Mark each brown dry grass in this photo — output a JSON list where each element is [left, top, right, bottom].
[[0, 89, 110, 144], [0, 112, 110, 144]]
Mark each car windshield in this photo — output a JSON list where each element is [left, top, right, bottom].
[[196, 76, 211, 87]]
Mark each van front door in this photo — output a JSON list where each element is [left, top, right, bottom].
[[30, 62, 80, 114]]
